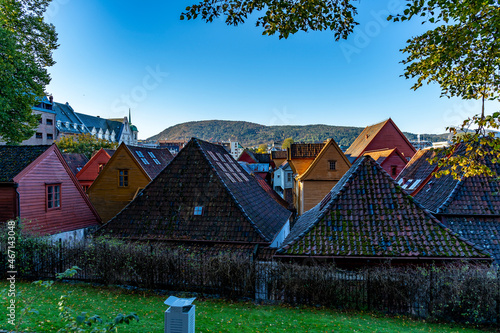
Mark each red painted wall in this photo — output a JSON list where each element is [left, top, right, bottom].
[[381, 155, 407, 179], [365, 121, 416, 160], [76, 150, 111, 188], [14, 149, 99, 235], [0, 186, 17, 222]]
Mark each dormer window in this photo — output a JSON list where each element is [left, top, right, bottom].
[[65, 121, 70, 128], [80, 124, 85, 131], [73, 123, 78, 129], [57, 120, 61, 127]]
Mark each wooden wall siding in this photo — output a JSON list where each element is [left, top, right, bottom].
[[365, 122, 416, 160], [0, 186, 17, 222], [15, 149, 99, 235], [301, 181, 339, 214], [301, 145, 350, 181], [381, 155, 407, 179], [88, 148, 150, 222], [76, 150, 111, 186]]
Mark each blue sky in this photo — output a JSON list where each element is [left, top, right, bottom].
[[45, 0, 494, 140]]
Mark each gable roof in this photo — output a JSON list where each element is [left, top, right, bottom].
[[76, 148, 113, 179], [62, 153, 89, 175], [362, 148, 406, 165], [0, 145, 51, 182], [345, 118, 416, 160], [277, 156, 489, 260], [298, 139, 351, 180], [399, 145, 500, 215], [126, 145, 174, 179], [96, 138, 291, 244]]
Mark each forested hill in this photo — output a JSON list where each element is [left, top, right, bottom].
[[148, 120, 449, 148]]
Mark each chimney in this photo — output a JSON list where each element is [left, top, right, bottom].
[[49, 95, 53, 103]]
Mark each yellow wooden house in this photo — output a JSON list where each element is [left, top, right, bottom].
[[288, 139, 351, 215], [87, 143, 173, 222]]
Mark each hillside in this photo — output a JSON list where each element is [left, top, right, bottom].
[[148, 120, 449, 148]]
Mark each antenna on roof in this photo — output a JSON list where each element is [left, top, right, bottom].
[[129, 108, 131, 124]]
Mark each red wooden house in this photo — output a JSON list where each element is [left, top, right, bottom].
[[0, 145, 100, 241], [362, 148, 408, 179], [345, 118, 416, 163], [75, 148, 115, 191]]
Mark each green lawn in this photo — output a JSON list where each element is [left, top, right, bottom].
[[0, 280, 494, 332]]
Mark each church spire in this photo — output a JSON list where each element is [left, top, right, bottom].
[[128, 108, 132, 124]]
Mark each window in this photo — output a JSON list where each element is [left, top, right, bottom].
[[287, 172, 292, 182], [46, 119, 53, 125], [35, 133, 43, 139], [329, 160, 337, 170], [38, 118, 43, 124], [46, 184, 61, 210], [98, 163, 105, 174], [391, 165, 397, 176], [194, 206, 203, 216], [118, 170, 128, 187], [148, 152, 156, 158], [82, 185, 90, 192], [47, 134, 53, 140]]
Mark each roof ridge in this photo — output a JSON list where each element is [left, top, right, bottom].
[[194, 138, 270, 242], [436, 179, 463, 214]]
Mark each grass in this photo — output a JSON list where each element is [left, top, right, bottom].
[[0, 280, 495, 332]]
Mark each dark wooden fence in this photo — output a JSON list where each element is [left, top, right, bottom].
[[1, 238, 499, 325]]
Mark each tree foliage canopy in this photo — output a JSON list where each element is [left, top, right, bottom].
[[56, 134, 118, 159], [181, 0, 358, 39], [183, 0, 500, 179], [0, 0, 58, 144]]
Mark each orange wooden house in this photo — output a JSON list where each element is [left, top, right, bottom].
[[288, 139, 351, 215], [87, 143, 173, 222]]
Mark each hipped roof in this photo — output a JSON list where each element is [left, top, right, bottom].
[[277, 156, 489, 260], [96, 138, 291, 243]]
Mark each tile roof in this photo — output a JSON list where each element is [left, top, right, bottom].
[[253, 174, 291, 209], [62, 153, 89, 175], [443, 216, 500, 264], [277, 156, 489, 260], [96, 138, 291, 244], [271, 150, 287, 160], [398, 145, 500, 215], [345, 119, 389, 158], [126, 145, 174, 179], [396, 149, 439, 184], [290, 143, 325, 158], [0, 145, 51, 182]]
